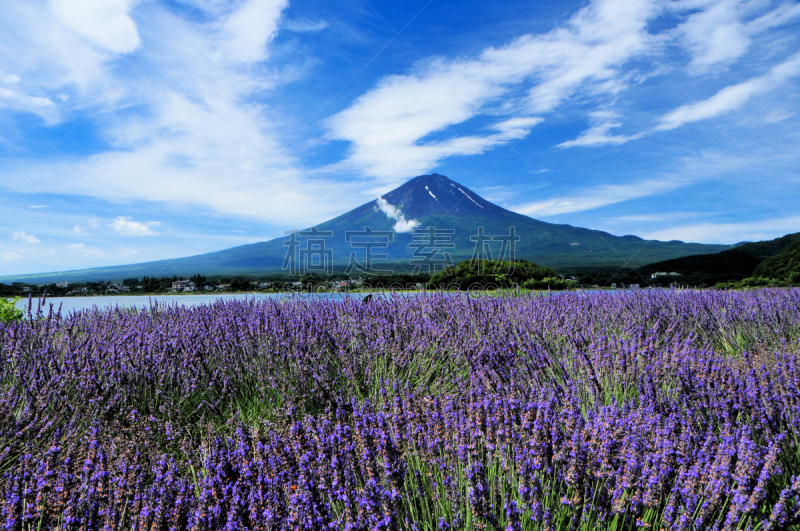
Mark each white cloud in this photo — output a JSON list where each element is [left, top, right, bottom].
[[283, 18, 329, 32], [218, 0, 289, 64], [610, 214, 668, 223], [66, 242, 107, 259], [557, 110, 643, 148], [73, 226, 85, 235], [1, 251, 22, 262], [675, 0, 800, 74], [0, 0, 141, 123], [49, 0, 141, 54], [118, 247, 140, 257], [641, 214, 800, 244], [2, 0, 354, 227], [561, 49, 800, 148], [748, 2, 800, 33], [511, 178, 684, 217], [764, 109, 795, 123], [12, 231, 41, 244], [676, 0, 750, 73], [512, 147, 765, 216], [393, 218, 419, 233], [656, 51, 800, 131], [375, 197, 419, 233], [0, 87, 58, 124], [110, 217, 160, 236], [327, 0, 659, 181]]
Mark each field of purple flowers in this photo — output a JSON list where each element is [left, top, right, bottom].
[[2, 289, 800, 530]]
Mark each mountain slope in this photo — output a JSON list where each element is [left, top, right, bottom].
[[736, 232, 800, 260], [634, 249, 765, 284], [752, 239, 800, 280], [629, 232, 800, 285], [1, 174, 729, 283]]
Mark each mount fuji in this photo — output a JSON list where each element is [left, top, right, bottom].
[[2, 174, 728, 282]]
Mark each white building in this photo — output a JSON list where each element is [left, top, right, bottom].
[[171, 280, 197, 292], [651, 272, 682, 279]]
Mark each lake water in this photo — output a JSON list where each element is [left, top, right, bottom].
[[14, 292, 377, 317], [10, 288, 618, 317]]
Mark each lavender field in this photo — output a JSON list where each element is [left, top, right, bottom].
[[2, 289, 800, 530]]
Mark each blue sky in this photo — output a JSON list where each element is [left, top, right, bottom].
[[1, 0, 799, 275]]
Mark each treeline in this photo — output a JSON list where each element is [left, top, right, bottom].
[[0, 273, 435, 296], [571, 234, 800, 289], [428, 259, 576, 290], [5, 248, 800, 296]]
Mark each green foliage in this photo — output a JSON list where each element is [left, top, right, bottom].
[[736, 231, 800, 259], [634, 248, 763, 284], [522, 276, 578, 290], [428, 259, 560, 290], [0, 297, 22, 323], [229, 276, 251, 291], [715, 277, 794, 289], [582, 231, 800, 288], [753, 239, 800, 280]]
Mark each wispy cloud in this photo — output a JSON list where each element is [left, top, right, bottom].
[[511, 179, 684, 217], [327, 0, 658, 181], [0, 87, 58, 124], [655, 50, 800, 131], [512, 147, 765, 216], [12, 231, 41, 244], [50, 0, 142, 54], [1, 0, 350, 227], [66, 242, 107, 259], [0, 1, 132, 122], [1, 251, 22, 263], [675, 0, 800, 74], [609, 214, 669, 223], [560, 49, 800, 148], [641, 214, 800, 244], [110, 217, 160, 236], [217, 0, 288, 64], [557, 111, 643, 148], [283, 18, 329, 32]]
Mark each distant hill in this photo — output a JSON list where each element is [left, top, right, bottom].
[[753, 239, 800, 280], [627, 232, 800, 285], [1, 174, 728, 284], [635, 249, 763, 284], [736, 232, 800, 260]]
